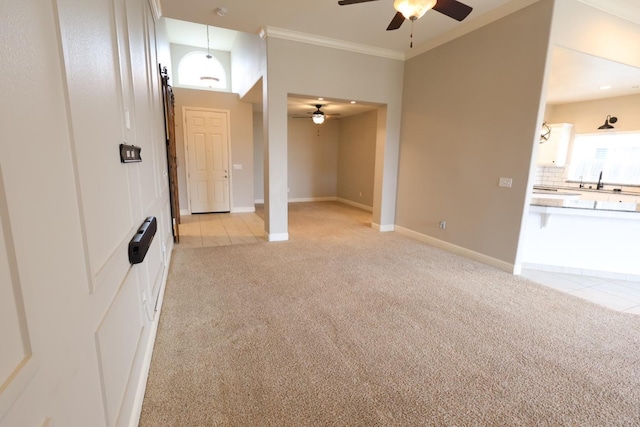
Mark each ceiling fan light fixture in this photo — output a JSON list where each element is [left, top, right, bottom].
[[312, 104, 325, 124], [393, 0, 436, 20]]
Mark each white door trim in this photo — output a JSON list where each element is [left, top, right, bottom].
[[182, 107, 233, 214]]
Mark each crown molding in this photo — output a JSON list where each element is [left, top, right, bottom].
[[406, 0, 541, 60], [264, 26, 405, 61], [148, 0, 162, 21]]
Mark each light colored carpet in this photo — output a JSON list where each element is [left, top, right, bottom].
[[140, 202, 640, 426]]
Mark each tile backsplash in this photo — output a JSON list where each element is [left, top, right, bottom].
[[534, 166, 566, 187]]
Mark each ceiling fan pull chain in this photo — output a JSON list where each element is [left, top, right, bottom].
[[410, 19, 414, 48]]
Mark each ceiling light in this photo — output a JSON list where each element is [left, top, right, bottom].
[[597, 115, 617, 130], [318, 98, 324, 101], [350, 101, 356, 104], [312, 105, 325, 125], [215, 7, 227, 16], [393, 0, 437, 20], [599, 85, 612, 90]]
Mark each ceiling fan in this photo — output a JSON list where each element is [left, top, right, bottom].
[[291, 104, 341, 124], [337, 0, 473, 31]]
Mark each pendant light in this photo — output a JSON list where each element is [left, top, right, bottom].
[[200, 25, 219, 84]]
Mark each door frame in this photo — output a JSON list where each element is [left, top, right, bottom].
[[182, 106, 232, 214]]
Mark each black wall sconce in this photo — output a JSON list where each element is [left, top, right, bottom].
[[598, 115, 617, 130], [540, 122, 551, 143]]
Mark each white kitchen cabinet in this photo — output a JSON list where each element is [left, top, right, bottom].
[[608, 194, 638, 204], [537, 123, 574, 167], [578, 191, 610, 202]]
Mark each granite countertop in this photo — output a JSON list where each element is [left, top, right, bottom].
[[534, 185, 640, 197]]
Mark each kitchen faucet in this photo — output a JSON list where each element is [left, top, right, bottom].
[[596, 171, 604, 190]]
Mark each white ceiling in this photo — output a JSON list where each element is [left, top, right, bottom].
[[546, 47, 640, 105], [161, 0, 518, 54], [287, 96, 380, 120], [162, 0, 640, 113]]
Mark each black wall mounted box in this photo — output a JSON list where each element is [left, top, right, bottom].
[[128, 217, 157, 264]]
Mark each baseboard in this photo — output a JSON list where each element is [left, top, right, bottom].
[[288, 197, 337, 203], [394, 225, 516, 274], [372, 223, 395, 232], [127, 238, 174, 427], [336, 197, 373, 212], [267, 232, 289, 242], [179, 209, 189, 216], [521, 263, 640, 282], [231, 206, 256, 213]]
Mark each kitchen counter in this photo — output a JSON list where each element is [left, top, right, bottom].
[[534, 185, 640, 197], [531, 198, 640, 214], [522, 198, 640, 280]]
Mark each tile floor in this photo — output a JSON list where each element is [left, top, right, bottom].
[[175, 210, 640, 315], [176, 211, 264, 249], [521, 269, 640, 315]]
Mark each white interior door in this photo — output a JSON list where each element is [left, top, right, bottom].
[[185, 109, 230, 213]]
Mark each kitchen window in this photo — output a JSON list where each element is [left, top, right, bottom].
[[567, 132, 640, 186]]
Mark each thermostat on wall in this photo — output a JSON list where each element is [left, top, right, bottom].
[[119, 144, 142, 163]]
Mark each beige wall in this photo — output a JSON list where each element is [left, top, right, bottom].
[[253, 112, 265, 201], [288, 119, 339, 199], [264, 37, 404, 239], [395, 0, 554, 267], [338, 110, 377, 207], [548, 94, 640, 134], [173, 88, 255, 211]]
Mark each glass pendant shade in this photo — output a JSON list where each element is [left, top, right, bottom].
[[312, 113, 325, 124], [393, 0, 436, 20]]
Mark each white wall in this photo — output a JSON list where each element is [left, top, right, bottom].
[[0, 0, 172, 425], [552, 0, 640, 69], [231, 31, 266, 98]]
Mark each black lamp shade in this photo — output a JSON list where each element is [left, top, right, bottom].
[[598, 115, 617, 130]]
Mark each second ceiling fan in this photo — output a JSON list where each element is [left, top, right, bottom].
[[338, 0, 473, 31]]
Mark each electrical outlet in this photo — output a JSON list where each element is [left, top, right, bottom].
[[499, 177, 513, 188], [439, 220, 446, 229]]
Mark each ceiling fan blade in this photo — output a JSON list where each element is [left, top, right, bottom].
[[386, 11, 405, 31], [338, 0, 378, 5], [432, 0, 473, 22]]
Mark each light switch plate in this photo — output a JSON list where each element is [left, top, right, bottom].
[[499, 177, 513, 188], [233, 164, 242, 170]]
